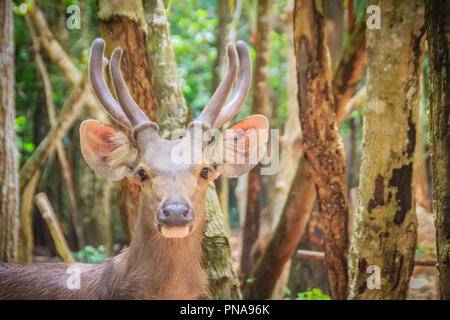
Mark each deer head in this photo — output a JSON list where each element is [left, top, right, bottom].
[[80, 38, 268, 239]]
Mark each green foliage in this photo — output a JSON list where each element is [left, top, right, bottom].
[[73, 245, 108, 264], [13, 0, 96, 167], [13, 0, 34, 16], [169, 2, 219, 116], [283, 287, 331, 300], [416, 242, 437, 259], [14, 5, 39, 165], [168, 0, 289, 131]]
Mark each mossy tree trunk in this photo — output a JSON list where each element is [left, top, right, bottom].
[[0, 0, 19, 262], [425, 0, 450, 300], [143, 0, 188, 138], [348, 0, 425, 300], [293, 0, 349, 300], [286, 0, 343, 297]]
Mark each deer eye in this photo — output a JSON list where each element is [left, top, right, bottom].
[[200, 167, 209, 179], [137, 169, 148, 181]]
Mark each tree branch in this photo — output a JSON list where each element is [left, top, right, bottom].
[[337, 86, 366, 126], [293, 0, 349, 299], [332, 17, 366, 122], [25, 14, 83, 249], [28, 4, 107, 122], [19, 78, 89, 191], [35, 193, 75, 263]]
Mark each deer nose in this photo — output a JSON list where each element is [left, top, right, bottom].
[[158, 202, 193, 228]]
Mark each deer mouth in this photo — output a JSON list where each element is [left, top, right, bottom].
[[156, 202, 194, 238], [158, 224, 194, 238]]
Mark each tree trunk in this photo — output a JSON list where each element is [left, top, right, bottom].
[[98, 0, 158, 243], [287, 208, 329, 295], [425, 0, 450, 300], [243, 159, 316, 299], [98, 0, 157, 121], [280, 1, 342, 297], [18, 172, 40, 262], [293, 0, 349, 300], [202, 184, 242, 299], [19, 79, 88, 191], [0, 0, 19, 262], [143, 0, 241, 299], [348, 0, 425, 300], [240, 0, 273, 288], [333, 17, 366, 124], [80, 162, 114, 253], [244, 0, 366, 300], [143, 0, 189, 138], [28, 4, 106, 120], [212, 0, 229, 94], [288, 2, 345, 285]]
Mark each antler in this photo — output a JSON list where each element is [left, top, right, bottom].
[[195, 41, 252, 129], [90, 38, 251, 139], [89, 38, 158, 138], [89, 38, 131, 129], [212, 41, 252, 128], [109, 47, 158, 136]]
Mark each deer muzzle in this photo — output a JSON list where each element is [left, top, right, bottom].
[[157, 202, 194, 238]]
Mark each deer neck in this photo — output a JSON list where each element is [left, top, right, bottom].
[[113, 202, 208, 299]]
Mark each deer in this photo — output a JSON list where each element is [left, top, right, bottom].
[[0, 38, 268, 300]]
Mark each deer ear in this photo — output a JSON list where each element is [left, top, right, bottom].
[[80, 120, 138, 181], [209, 115, 269, 178]]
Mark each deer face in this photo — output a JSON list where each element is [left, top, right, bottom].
[[80, 38, 268, 238]]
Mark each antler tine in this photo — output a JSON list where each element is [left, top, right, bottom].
[[89, 38, 132, 129], [195, 43, 239, 128], [212, 41, 252, 128], [109, 47, 158, 136]]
